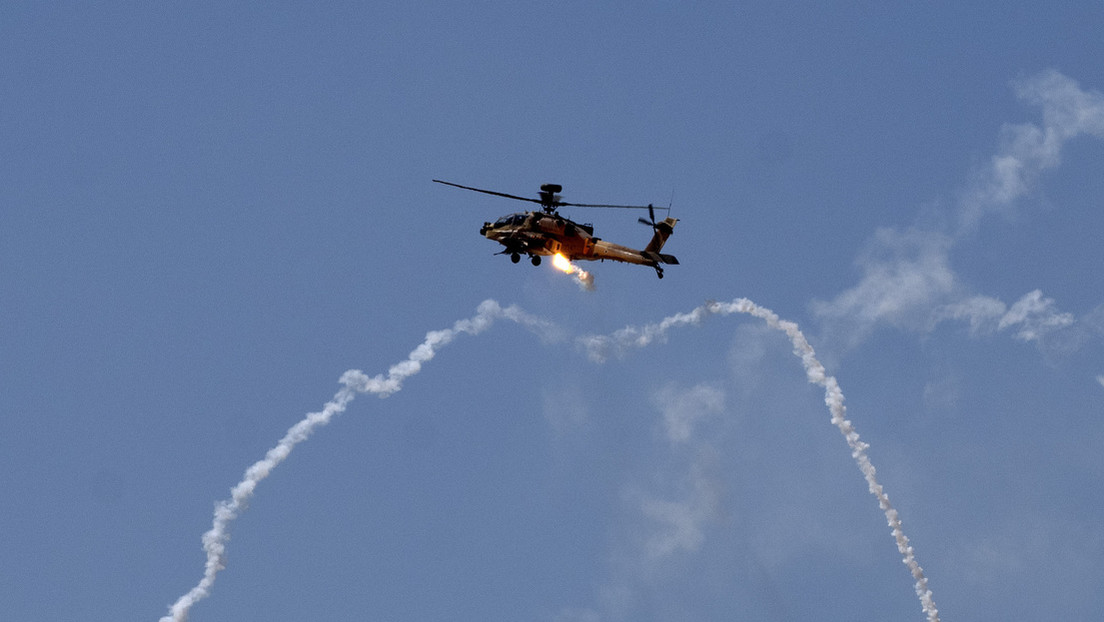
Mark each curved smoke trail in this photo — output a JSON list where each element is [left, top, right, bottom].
[[159, 300, 554, 622], [161, 297, 937, 621], [579, 298, 939, 622]]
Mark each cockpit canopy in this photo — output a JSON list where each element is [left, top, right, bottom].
[[493, 213, 528, 227]]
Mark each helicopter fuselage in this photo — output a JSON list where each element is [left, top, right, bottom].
[[480, 211, 679, 275]]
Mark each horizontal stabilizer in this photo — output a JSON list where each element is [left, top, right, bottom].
[[642, 251, 679, 265]]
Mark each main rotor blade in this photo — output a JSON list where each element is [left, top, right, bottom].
[[433, 179, 541, 204], [558, 201, 655, 210]]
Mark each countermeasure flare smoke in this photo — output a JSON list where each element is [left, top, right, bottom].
[[159, 300, 551, 622], [161, 297, 938, 621], [580, 298, 940, 622]]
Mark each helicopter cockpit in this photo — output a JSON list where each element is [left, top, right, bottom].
[[492, 213, 528, 228]]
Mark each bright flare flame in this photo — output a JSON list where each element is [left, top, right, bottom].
[[552, 253, 595, 291], [551, 253, 574, 273]]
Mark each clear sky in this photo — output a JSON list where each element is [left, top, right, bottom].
[[2, 3, 1102, 621]]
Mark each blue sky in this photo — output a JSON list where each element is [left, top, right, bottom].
[[3, 3, 1103, 621]]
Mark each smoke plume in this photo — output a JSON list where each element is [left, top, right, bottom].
[[159, 300, 552, 622], [580, 298, 940, 621], [162, 297, 938, 621]]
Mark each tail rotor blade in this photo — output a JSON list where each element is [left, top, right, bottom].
[[638, 204, 658, 229]]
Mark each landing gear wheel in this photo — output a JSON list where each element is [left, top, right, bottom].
[[655, 266, 665, 279], [511, 253, 521, 264], [531, 255, 541, 266]]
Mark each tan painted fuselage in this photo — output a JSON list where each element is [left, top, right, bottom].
[[480, 211, 678, 276]]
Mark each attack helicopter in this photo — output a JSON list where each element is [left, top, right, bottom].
[[433, 179, 679, 278]]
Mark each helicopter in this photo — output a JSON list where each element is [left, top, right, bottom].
[[433, 179, 679, 278]]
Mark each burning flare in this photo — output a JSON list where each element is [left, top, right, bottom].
[[552, 253, 595, 291]]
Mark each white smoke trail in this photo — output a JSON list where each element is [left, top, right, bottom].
[[580, 298, 940, 621], [162, 297, 937, 620], [572, 269, 596, 292], [159, 300, 553, 622], [578, 305, 714, 363]]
